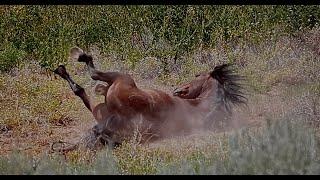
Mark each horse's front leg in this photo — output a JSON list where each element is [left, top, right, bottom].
[[54, 65, 92, 112]]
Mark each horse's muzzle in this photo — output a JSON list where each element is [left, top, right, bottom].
[[173, 88, 188, 97]]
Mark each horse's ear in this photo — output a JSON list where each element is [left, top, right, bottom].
[[69, 46, 84, 60]]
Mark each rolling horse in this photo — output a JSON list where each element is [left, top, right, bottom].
[[53, 47, 247, 146]]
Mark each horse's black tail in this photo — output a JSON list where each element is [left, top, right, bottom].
[[210, 63, 247, 113]]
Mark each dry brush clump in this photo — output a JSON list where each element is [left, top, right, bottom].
[[1, 115, 319, 175]]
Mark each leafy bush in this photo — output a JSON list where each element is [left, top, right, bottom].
[[0, 43, 26, 72], [0, 5, 319, 71]]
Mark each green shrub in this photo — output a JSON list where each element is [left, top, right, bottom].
[[0, 5, 319, 71], [0, 43, 26, 72]]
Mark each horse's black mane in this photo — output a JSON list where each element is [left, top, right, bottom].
[[210, 63, 248, 113]]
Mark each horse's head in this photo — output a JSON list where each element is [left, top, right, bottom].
[[173, 64, 247, 111], [173, 72, 213, 99]]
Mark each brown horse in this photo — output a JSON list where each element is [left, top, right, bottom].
[[172, 64, 248, 130], [173, 63, 247, 113], [53, 47, 246, 146]]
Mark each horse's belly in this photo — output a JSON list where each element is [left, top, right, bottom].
[[105, 85, 137, 115]]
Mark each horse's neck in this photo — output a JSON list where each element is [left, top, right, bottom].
[[199, 79, 219, 99], [186, 80, 219, 110], [185, 98, 202, 106]]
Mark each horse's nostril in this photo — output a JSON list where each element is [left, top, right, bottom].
[[173, 88, 187, 96], [173, 89, 181, 96]]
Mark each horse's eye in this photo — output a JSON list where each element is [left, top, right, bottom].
[[195, 74, 200, 77]]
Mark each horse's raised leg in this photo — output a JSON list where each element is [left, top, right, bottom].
[[53, 65, 92, 112], [69, 47, 121, 84], [80, 53, 122, 84]]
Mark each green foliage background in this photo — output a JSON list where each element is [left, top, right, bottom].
[[0, 5, 319, 71]]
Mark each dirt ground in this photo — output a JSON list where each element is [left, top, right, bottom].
[[0, 80, 298, 157]]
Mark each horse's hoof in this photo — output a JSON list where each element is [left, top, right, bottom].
[[78, 53, 93, 63], [53, 65, 69, 80], [113, 142, 122, 148]]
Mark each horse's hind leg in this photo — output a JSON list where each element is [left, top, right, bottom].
[[54, 65, 92, 112], [73, 50, 121, 85]]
